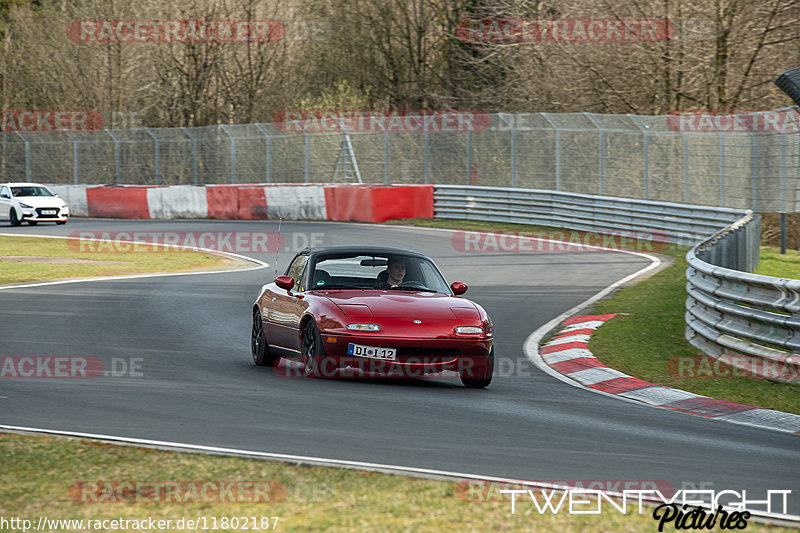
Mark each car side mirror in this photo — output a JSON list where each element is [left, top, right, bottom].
[[451, 282, 468, 295], [275, 275, 294, 291]]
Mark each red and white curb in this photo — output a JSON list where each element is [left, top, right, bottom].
[[541, 314, 800, 435]]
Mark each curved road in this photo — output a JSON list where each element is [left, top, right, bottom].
[[1, 219, 797, 516]]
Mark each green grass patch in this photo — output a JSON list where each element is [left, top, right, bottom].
[[0, 433, 789, 532], [754, 246, 800, 279], [0, 236, 240, 284]]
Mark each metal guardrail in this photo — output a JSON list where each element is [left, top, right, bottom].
[[434, 185, 745, 245], [434, 185, 799, 384], [686, 214, 800, 384]]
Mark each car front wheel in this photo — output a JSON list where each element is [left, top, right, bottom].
[[251, 309, 276, 366], [302, 320, 327, 378], [9, 209, 21, 227], [460, 348, 494, 389]]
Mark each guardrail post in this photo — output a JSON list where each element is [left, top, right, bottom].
[[106, 130, 121, 185], [144, 128, 160, 185], [181, 127, 199, 185]]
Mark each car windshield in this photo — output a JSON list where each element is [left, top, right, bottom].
[[309, 252, 451, 294], [11, 186, 54, 197]]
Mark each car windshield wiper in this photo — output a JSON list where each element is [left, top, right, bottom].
[[389, 286, 440, 293], [312, 284, 363, 290]]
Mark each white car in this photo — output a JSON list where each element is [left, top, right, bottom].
[[0, 182, 70, 226]]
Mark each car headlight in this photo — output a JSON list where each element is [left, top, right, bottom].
[[455, 326, 484, 334], [347, 323, 381, 331], [19, 202, 33, 208]]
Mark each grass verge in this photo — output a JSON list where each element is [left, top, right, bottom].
[[0, 433, 790, 532], [589, 247, 799, 414], [0, 236, 241, 284]]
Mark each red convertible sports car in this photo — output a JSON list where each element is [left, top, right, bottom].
[[251, 246, 494, 388]]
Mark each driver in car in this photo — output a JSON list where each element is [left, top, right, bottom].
[[375, 257, 406, 288]]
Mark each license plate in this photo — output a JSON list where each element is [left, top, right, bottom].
[[347, 343, 396, 360], [42, 209, 56, 214]]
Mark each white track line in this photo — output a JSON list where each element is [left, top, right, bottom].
[[0, 232, 268, 290]]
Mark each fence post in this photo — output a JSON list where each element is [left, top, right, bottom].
[[64, 131, 79, 184], [181, 127, 199, 185], [384, 129, 390, 184], [465, 130, 472, 185], [750, 134, 758, 212], [682, 135, 690, 203], [254, 123, 272, 183], [144, 128, 160, 185], [584, 113, 604, 195], [220, 125, 236, 184], [541, 113, 560, 190], [16, 132, 31, 182], [719, 135, 726, 206], [423, 131, 430, 184], [510, 124, 517, 188], [304, 132, 310, 183], [106, 130, 121, 185]]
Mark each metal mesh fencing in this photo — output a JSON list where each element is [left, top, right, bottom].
[[1, 109, 797, 212]]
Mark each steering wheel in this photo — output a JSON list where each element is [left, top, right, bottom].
[[397, 280, 427, 289]]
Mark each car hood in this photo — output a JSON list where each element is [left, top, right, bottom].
[[325, 291, 479, 320], [15, 196, 65, 208]]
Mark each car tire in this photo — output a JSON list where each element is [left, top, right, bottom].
[[57, 221, 67, 225], [251, 309, 276, 367], [460, 348, 494, 389], [9, 209, 21, 227], [302, 320, 327, 378]]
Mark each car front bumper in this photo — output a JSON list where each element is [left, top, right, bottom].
[[317, 333, 493, 378], [20, 206, 69, 222]]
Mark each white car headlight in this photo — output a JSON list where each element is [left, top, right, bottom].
[[19, 202, 33, 208], [347, 323, 381, 331], [455, 326, 483, 335]]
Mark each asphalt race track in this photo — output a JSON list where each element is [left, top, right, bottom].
[[1, 219, 798, 516]]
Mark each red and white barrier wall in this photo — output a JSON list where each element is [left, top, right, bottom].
[[47, 184, 433, 222]]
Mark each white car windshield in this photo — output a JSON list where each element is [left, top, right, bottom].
[[11, 186, 54, 197]]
